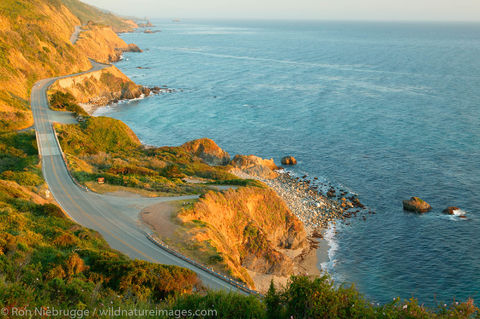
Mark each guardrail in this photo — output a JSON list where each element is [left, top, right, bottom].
[[34, 128, 42, 161], [39, 62, 263, 296], [49, 120, 261, 297], [145, 232, 263, 297]]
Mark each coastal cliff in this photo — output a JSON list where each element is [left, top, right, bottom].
[[48, 65, 146, 114], [75, 22, 142, 63], [0, 0, 202, 308], [177, 187, 309, 289], [1, 0, 479, 316]]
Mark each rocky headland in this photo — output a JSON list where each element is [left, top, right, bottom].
[[48, 66, 176, 115], [74, 22, 142, 63], [135, 138, 369, 291]]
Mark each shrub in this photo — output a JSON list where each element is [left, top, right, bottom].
[[49, 91, 88, 116]]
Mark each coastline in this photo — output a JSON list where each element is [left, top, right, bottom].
[[90, 83, 338, 286], [83, 27, 369, 291], [88, 62, 356, 292]]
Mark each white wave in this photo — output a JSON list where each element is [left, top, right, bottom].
[[452, 208, 467, 217], [92, 105, 113, 117], [92, 95, 146, 117], [320, 222, 338, 274], [444, 208, 469, 222]]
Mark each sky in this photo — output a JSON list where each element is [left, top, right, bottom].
[[82, 0, 480, 22]]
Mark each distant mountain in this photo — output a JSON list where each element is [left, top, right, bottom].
[[61, 0, 138, 32]]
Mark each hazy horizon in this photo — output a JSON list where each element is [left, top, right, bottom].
[[82, 0, 480, 22]]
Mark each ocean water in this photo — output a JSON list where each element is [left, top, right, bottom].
[[96, 20, 480, 305]]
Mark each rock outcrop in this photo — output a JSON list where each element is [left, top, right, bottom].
[[442, 206, 460, 215], [75, 23, 142, 63], [181, 138, 230, 166], [230, 155, 279, 179], [402, 197, 432, 213], [48, 66, 146, 114], [124, 43, 142, 52], [179, 187, 307, 288], [138, 21, 154, 28], [281, 156, 297, 165]]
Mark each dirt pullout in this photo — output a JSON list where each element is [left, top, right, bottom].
[[140, 201, 177, 238]]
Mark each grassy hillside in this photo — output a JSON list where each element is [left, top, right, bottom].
[[0, 131, 199, 309], [0, 0, 139, 133], [54, 117, 258, 195], [62, 0, 138, 32], [75, 23, 141, 63], [0, 0, 92, 132]]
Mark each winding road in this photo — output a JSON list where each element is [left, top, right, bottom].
[[30, 60, 245, 293]]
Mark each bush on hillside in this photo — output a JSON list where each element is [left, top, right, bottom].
[[49, 90, 88, 116]]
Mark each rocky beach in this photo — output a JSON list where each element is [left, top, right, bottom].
[[234, 169, 370, 236]]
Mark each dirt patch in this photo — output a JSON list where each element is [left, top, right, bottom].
[[140, 201, 178, 237], [84, 182, 179, 197]]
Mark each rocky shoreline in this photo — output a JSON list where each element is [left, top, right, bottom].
[[234, 170, 371, 236], [82, 86, 178, 115]]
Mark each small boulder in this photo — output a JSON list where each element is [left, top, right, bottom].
[[442, 206, 460, 215], [181, 138, 230, 166], [402, 197, 432, 213], [281, 156, 297, 165]]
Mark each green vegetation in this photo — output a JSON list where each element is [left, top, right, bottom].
[[207, 178, 266, 188], [0, 131, 42, 187], [164, 275, 478, 319], [1, 1, 478, 316], [49, 90, 88, 116], [264, 276, 479, 319], [0, 132, 199, 311], [54, 117, 252, 195], [61, 0, 136, 32]]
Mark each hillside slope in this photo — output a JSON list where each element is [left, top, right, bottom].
[[0, 0, 92, 132], [75, 22, 142, 63], [177, 187, 307, 289], [62, 0, 138, 32], [0, 131, 199, 308], [0, 0, 139, 132]]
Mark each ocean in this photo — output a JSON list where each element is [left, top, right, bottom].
[[95, 20, 480, 305]]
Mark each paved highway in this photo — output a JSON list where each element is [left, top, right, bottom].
[[30, 61, 245, 293], [70, 26, 82, 44]]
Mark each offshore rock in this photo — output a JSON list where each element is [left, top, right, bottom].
[[442, 206, 460, 215], [403, 197, 432, 213], [281, 156, 297, 165]]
